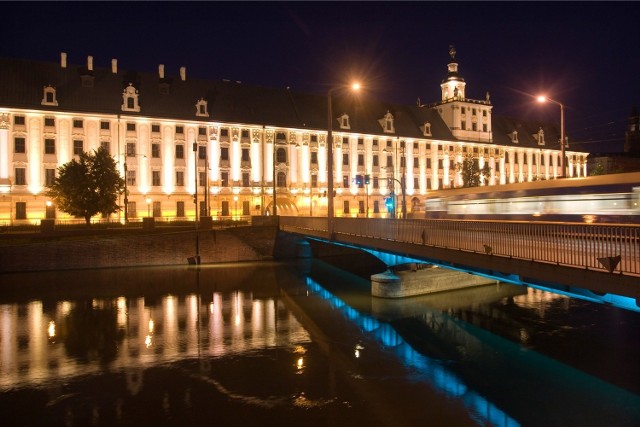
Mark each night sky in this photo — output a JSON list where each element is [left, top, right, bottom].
[[3, 1, 639, 153]]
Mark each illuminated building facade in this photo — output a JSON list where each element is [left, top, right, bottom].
[[0, 49, 589, 224]]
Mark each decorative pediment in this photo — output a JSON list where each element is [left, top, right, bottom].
[[41, 85, 58, 106], [195, 98, 209, 117], [121, 84, 140, 112]]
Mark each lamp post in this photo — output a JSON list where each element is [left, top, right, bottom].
[[537, 95, 566, 178], [327, 82, 360, 237], [384, 139, 406, 219]]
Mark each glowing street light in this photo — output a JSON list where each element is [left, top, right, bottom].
[[537, 95, 566, 178], [327, 82, 361, 238]]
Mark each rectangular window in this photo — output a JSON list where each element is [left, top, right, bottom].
[[73, 119, 83, 128], [373, 155, 379, 167], [414, 177, 419, 189], [15, 202, 26, 220], [373, 200, 379, 214], [44, 138, 55, 155], [343, 200, 349, 215], [359, 200, 365, 214], [197, 146, 206, 160], [175, 144, 184, 159], [483, 124, 488, 132], [472, 123, 477, 131], [310, 152, 318, 165], [343, 153, 349, 165], [126, 170, 136, 186], [152, 171, 161, 186], [427, 158, 432, 169], [242, 172, 250, 187], [343, 175, 349, 187], [45, 117, 55, 127], [100, 140, 110, 153], [472, 108, 477, 116], [243, 200, 250, 216], [357, 138, 364, 146], [400, 157, 406, 168], [126, 123, 136, 131], [387, 140, 392, 148], [14, 116, 25, 125], [127, 201, 137, 218], [152, 124, 160, 133], [241, 148, 250, 162], [126, 143, 136, 157], [198, 127, 207, 136], [461, 107, 466, 114], [342, 137, 349, 145], [14, 137, 25, 153], [152, 144, 161, 158], [358, 154, 364, 166], [241, 130, 249, 138], [221, 172, 229, 187], [220, 128, 229, 137], [153, 201, 161, 218], [373, 177, 379, 189], [73, 140, 83, 155], [175, 125, 184, 134], [373, 139, 378, 147], [176, 171, 184, 186], [15, 167, 26, 185], [461, 121, 466, 130], [220, 147, 229, 161], [311, 174, 318, 188], [311, 135, 318, 143], [177, 201, 185, 217], [199, 171, 206, 186], [483, 110, 487, 117], [386, 156, 393, 168], [45, 168, 56, 186]]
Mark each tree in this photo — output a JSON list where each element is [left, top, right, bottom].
[[47, 147, 125, 224], [455, 153, 491, 188]]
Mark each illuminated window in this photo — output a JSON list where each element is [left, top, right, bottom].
[[151, 171, 161, 187], [15, 202, 26, 219], [44, 168, 56, 187], [73, 140, 83, 155], [339, 113, 350, 130], [14, 137, 25, 153], [126, 170, 136, 186], [41, 85, 58, 106], [15, 167, 26, 185], [195, 98, 209, 117], [44, 138, 55, 155], [122, 84, 141, 112]]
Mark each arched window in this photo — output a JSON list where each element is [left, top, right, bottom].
[[277, 172, 287, 187], [276, 147, 287, 163]]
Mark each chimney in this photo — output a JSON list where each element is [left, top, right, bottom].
[[159, 64, 165, 79], [87, 56, 93, 71], [61, 52, 67, 68], [180, 66, 186, 81], [111, 58, 118, 74]]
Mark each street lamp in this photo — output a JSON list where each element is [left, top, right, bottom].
[[537, 95, 566, 178], [327, 82, 361, 238]]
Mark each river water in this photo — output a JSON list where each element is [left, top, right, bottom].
[[1, 260, 639, 426]]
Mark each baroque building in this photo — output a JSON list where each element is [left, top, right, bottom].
[[0, 48, 589, 224]]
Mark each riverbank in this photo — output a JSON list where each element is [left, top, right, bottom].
[[0, 226, 280, 273]]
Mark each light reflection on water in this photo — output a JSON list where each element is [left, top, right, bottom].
[[0, 261, 639, 426]]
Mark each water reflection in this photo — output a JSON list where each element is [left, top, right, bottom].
[[1, 261, 639, 426]]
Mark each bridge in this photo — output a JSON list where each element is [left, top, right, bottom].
[[278, 216, 640, 311]]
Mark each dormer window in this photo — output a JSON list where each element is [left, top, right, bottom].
[[421, 122, 432, 137], [41, 85, 58, 106], [379, 111, 395, 134], [196, 98, 209, 117], [510, 130, 519, 144], [121, 84, 141, 112], [339, 113, 350, 130], [536, 128, 545, 146]]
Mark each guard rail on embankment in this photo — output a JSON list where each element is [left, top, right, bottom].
[[279, 217, 640, 277]]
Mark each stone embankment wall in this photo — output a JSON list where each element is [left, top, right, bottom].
[[0, 226, 281, 273]]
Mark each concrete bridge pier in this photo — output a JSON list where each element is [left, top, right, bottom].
[[371, 263, 498, 298]]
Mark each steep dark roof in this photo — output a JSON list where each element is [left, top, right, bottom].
[[491, 115, 585, 152], [0, 56, 458, 141]]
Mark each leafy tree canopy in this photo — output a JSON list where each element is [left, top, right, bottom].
[[46, 147, 125, 224], [455, 153, 491, 188]]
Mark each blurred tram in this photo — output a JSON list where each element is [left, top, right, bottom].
[[424, 172, 640, 224]]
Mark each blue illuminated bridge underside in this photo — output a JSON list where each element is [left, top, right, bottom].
[[298, 234, 640, 313]]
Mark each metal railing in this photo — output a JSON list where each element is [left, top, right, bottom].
[[280, 217, 640, 276]]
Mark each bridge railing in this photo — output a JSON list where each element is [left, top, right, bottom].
[[280, 217, 640, 276]]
